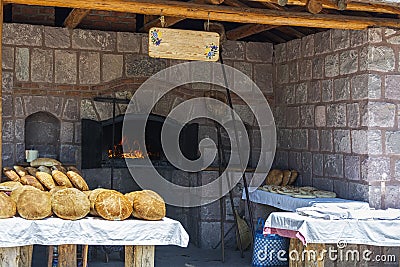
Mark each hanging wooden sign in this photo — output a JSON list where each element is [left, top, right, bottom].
[[148, 27, 220, 62]]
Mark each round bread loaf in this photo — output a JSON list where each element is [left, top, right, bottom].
[[266, 169, 283, 186], [3, 168, 20, 182], [11, 185, 40, 203], [17, 190, 52, 220], [66, 171, 89, 191], [51, 188, 90, 220], [20, 175, 45, 191], [13, 166, 27, 177], [132, 190, 166, 221], [30, 158, 61, 167], [49, 186, 68, 195], [36, 171, 56, 190], [94, 190, 132, 221], [0, 181, 23, 191], [125, 191, 139, 208], [0, 192, 16, 218], [52, 170, 73, 188], [88, 188, 110, 216], [25, 167, 38, 176]]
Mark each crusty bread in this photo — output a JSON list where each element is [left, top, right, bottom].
[[124, 191, 139, 208], [51, 165, 67, 174], [52, 170, 73, 188], [288, 170, 298, 185], [0, 181, 23, 191], [281, 170, 291, 186], [38, 166, 52, 175], [66, 171, 89, 191], [10, 185, 40, 203], [20, 175, 45, 191], [0, 192, 16, 218], [51, 188, 90, 220], [30, 158, 61, 167], [88, 188, 110, 216], [13, 166, 27, 177], [132, 190, 166, 221], [94, 190, 132, 221], [35, 171, 56, 190], [265, 169, 283, 186], [17, 190, 52, 220], [49, 186, 68, 195], [25, 167, 38, 176], [3, 167, 20, 182]]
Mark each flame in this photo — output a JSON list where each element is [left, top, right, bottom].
[[108, 138, 146, 159]]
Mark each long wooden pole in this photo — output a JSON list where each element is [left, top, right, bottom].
[[4, 0, 400, 29]]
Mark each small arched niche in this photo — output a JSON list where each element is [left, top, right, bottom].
[[25, 112, 61, 160]]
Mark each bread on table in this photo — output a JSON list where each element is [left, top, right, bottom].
[[94, 190, 132, 221], [17, 189, 52, 220], [0, 181, 23, 191], [66, 171, 89, 191], [30, 158, 62, 167], [281, 170, 291, 186], [89, 188, 110, 216], [10, 185, 40, 203], [25, 167, 38, 176], [51, 188, 90, 220], [288, 170, 298, 185], [13, 166, 27, 177], [52, 170, 73, 188], [49, 186, 68, 195], [131, 190, 166, 221], [37, 166, 52, 175], [20, 175, 45, 191], [3, 167, 20, 182], [0, 192, 16, 219], [266, 169, 283, 186], [35, 171, 56, 190], [51, 165, 67, 174]]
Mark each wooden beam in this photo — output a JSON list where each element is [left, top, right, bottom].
[[351, 0, 400, 8], [63, 8, 90, 28], [247, 0, 400, 14], [58, 245, 77, 267], [139, 0, 223, 32], [224, 0, 247, 7], [276, 26, 306, 38], [306, 0, 323, 13], [5, 0, 400, 29], [227, 24, 276, 40]]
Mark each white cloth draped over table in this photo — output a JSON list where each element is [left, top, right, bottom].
[[0, 217, 189, 247]]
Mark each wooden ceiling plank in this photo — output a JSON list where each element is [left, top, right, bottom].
[[275, 26, 306, 38], [63, 9, 90, 29], [5, 0, 400, 30], [224, 0, 248, 7], [227, 24, 277, 40]]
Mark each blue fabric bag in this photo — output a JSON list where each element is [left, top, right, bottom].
[[251, 218, 289, 267]]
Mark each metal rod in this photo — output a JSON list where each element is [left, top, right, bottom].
[[111, 99, 116, 190], [219, 51, 255, 240], [217, 124, 225, 263]]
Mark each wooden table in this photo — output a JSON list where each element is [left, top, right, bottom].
[[0, 217, 189, 267]]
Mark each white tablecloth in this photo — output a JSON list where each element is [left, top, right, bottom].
[[242, 188, 369, 211], [265, 212, 400, 246], [0, 217, 189, 248]]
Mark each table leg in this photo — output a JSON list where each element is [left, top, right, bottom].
[[289, 239, 325, 267], [125, 245, 155, 267], [58, 244, 77, 267], [0, 245, 33, 267], [47, 245, 53, 267]]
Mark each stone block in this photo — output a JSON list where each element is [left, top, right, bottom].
[[102, 54, 123, 82], [125, 54, 167, 77], [288, 151, 302, 170], [348, 182, 368, 202], [15, 48, 29, 82], [60, 122, 74, 143], [284, 84, 295, 104], [2, 46, 14, 70], [367, 46, 395, 72], [2, 72, 13, 94], [385, 186, 400, 208], [368, 28, 382, 43], [273, 150, 288, 169], [55, 50, 77, 84], [254, 63, 273, 94], [313, 154, 324, 176], [62, 98, 79, 120], [344, 155, 360, 180], [334, 179, 348, 199], [295, 82, 307, 103], [307, 81, 321, 103], [93, 101, 113, 121], [320, 130, 333, 152], [331, 29, 350, 51], [72, 29, 116, 51], [387, 34, 400, 45], [31, 48, 53, 83], [79, 52, 100, 84], [350, 30, 368, 47], [364, 157, 390, 182], [301, 34, 314, 57], [44, 27, 70, 48], [277, 128, 292, 149], [2, 119, 13, 142], [60, 145, 78, 163], [46, 96, 63, 117], [326, 104, 346, 127], [351, 74, 368, 100], [246, 42, 273, 63], [359, 46, 368, 71], [274, 43, 286, 63], [352, 130, 367, 154], [333, 77, 350, 101], [313, 177, 333, 191], [3, 23, 42, 46], [324, 154, 343, 178], [312, 57, 324, 79], [394, 159, 400, 181], [333, 129, 351, 153], [23, 95, 46, 115], [286, 106, 299, 127], [367, 102, 395, 128], [324, 53, 339, 78], [367, 130, 382, 155], [314, 105, 326, 127], [14, 119, 24, 142], [287, 39, 301, 61], [221, 40, 245, 60], [314, 31, 331, 55], [2, 94, 12, 117], [300, 105, 314, 127], [386, 131, 400, 154], [300, 59, 312, 81], [292, 129, 308, 150], [141, 35, 148, 54], [321, 79, 333, 102], [117, 32, 141, 53], [234, 61, 252, 92], [75, 122, 81, 144], [385, 75, 400, 100], [347, 103, 360, 128], [288, 62, 299, 83], [276, 63, 289, 84], [339, 49, 358, 75], [14, 96, 24, 118], [2, 143, 14, 167], [309, 129, 319, 151]]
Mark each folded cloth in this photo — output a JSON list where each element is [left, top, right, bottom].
[[264, 227, 307, 245], [348, 208, 400, 220], [296, 207, 349, 220], [311, 201, 369, 210]]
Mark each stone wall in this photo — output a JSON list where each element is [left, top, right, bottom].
[[273, 28, 400, 208]]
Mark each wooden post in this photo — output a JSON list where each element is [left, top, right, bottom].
[[58, 245, 77, 267], [289, 239, 325, 267], [125, 245, 155, 267], [0, 245, 33, 267], [47, 245, 54, 267]]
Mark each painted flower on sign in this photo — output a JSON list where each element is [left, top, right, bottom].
[[150, 29, 162, 46], [205, 43, 219, 59]]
